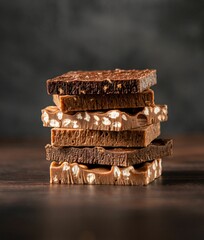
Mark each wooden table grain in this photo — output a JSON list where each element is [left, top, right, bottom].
[[0, 136, 204, 240]]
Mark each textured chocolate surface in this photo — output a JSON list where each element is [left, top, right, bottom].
[[51, 123, 160, 147], [50, 158, 162, 185], [53, 89, 154, 112], [42, 105, 167, 131], [46, 139, 172, 166], [47, 69, 156, 95]]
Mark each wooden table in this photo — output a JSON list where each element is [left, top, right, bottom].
[[0, 136, 204, 240]]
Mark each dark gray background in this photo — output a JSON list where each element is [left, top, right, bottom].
[[1, 0, 204, 138]]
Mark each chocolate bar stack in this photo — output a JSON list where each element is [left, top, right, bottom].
[[41, 69, 173, 185]]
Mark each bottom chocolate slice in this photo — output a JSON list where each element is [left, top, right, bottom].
[[50, 158, 162, 186]]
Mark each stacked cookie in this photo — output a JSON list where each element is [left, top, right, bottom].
[[41, 69, 173, 185]]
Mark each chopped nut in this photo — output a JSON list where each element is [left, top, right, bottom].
[[108, 111, 120, 119], [94, 115, 100, 121], [113, 166, 121, 178], [63, 163, 70, 171], [72, 165, 79, 176], [76, 113, 83, 119], [57, 111, 63, 120], [84, 112, 90, 122], [53, 175, 59, 183], [122, 166, 133, 177], [62, 119, 71, 127], [102, 117, 111, 125], [154, 106, 160, 114], [72, 121, 79, 128], [122, 114, 127, 121], [50, 119, 60, 127], [143, 107, 149, 116], [43, 112, 49, 123], [87, 173, 95, 184], [112, 122, 122, 128]]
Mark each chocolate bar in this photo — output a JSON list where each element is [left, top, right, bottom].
[[51, 123, 160, 147], [47, 69, 156, 95], [46, 139, 172, 166], [42, 105, 167, 131], [53, 89, 154, 113], [50, 158, 162, 185]]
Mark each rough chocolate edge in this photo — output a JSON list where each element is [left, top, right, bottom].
[[47, 70, 156, 95], [46, 139, 172, 166]]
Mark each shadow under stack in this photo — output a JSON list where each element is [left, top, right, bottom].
[[42, 69, 173, 185]]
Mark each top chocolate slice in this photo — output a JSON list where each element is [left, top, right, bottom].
[[47, 69, 157, 95]]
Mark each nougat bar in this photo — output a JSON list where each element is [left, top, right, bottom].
[[50, 158, 162, 186], [42, 105, 167, 131], [46, 139, 172, 167], [47, 69, 156, 95], [51, 123, 160, 147], [53, 89, 154, 112]]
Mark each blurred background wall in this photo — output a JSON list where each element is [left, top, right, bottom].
[[0, 0, 203, 138]]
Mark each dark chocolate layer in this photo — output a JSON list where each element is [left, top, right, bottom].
[[47, 69, 156, 95], [46, 139, 172, 166]]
